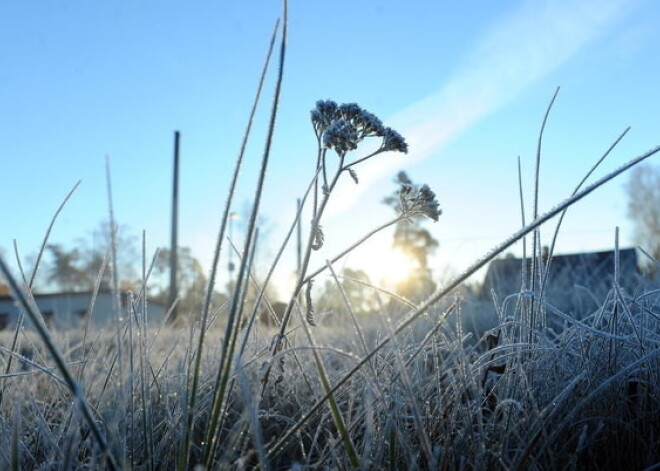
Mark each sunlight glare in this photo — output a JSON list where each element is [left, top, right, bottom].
[[367, 247, 418, 289]]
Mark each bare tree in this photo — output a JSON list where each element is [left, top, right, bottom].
[[151, 247, 221, 321], [46, 244, 87, 292], [626, 164, 660, 265], [77, 220, 138, 290], [41, 221, 139, 293]]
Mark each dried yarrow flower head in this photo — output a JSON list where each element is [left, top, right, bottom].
[[311, 99, 407, 156], [322, 119, 359, 154], [399, 183, 442, 221], [337, 103, 385, 138], [381, 127, 408, 153], [311, 99, 339, 136]]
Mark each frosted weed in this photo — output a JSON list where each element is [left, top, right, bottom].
[[262, 99, 440, 391]]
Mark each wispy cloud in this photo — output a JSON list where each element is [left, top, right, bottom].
[[327, 0, 644, 216]]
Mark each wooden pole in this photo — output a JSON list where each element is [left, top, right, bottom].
[[169, 131, 180, 321], [296, 198, 302, 277]]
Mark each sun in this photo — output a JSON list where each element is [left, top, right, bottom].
[[357, 246, 418, 289], [380, 248, 419, 287]]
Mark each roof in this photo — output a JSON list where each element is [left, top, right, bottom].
[[481, 248, 639, 305]]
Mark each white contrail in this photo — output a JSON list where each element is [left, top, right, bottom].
[[326, 0, 644, 216]]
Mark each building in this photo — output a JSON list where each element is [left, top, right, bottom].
[[480, 248, 640, 316], [0, 290, 166, 331]]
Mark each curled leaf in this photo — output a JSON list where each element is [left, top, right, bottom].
[[305, 280, 316, 326], [311, 225, 324, 251], [348, 168, 359, 184]]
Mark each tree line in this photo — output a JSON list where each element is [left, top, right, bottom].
[[4, 164, 657, 324]]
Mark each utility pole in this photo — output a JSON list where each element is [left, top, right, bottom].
[[296, 198, 302, 277], [168, 131, 180, 322]]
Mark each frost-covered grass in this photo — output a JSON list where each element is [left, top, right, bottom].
[[1, 275, 659, 470], [2, 3, 660, 469]]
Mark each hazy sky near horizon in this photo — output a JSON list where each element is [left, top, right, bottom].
[[2, 0, 659, 294]]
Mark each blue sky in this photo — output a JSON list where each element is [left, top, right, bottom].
[[2, 0, 659, 296]]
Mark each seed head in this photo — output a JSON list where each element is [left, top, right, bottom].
[[322, 119, 359, 154], [338, 102, 362, 120], [399, 183, 441, 221], [417, 184, 442, 221], [311, 99, 339, 135], [311, 99, 408, 156], [382, 127, 408, 154], [356, 111, 385, 137]]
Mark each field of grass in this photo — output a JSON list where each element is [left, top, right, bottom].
[[2, 4, 660, 470], [1, 265, 659, 470]]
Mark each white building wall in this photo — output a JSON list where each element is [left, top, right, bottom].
[[0, 291, 165, 331]]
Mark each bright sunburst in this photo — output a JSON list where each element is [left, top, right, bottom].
[[362, 247, 418, 289]]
